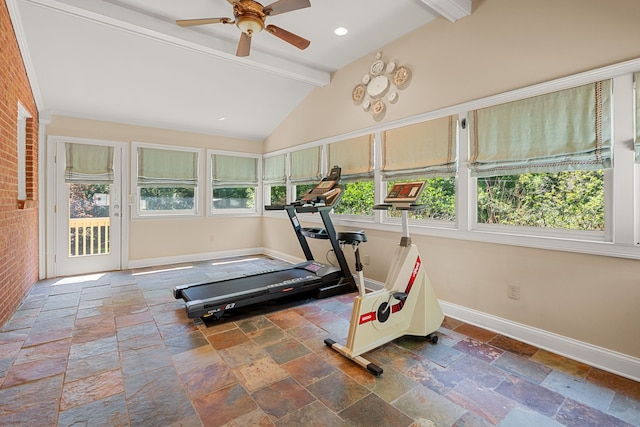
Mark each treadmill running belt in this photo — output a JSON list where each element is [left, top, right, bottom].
[[180, 268, 319, 302]]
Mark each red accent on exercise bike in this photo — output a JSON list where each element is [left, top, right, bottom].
[[359, 311, 376, 324], [405, 256, 421, 294]]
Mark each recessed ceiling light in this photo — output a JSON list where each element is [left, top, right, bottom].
[[334, 27, 348, 36], [218, 117, 226, 121]]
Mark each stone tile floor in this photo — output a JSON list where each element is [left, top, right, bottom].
[[0, 255, 639, 426]]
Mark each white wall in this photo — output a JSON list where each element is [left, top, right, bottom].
[[45, 115, 264, 266]]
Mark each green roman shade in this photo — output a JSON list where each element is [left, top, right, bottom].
[[382, 115, 457, 179], [290, 146, 322, 184], [468, 80, 612, 177], [327, 134, 374, 182], [65, 142, 114, 183], [211, 154, 258, 187], [263, 154, 286, 185], [137, 146, 198, 187]]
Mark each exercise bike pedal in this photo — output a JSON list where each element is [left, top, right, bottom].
[[392, 291, 407, 302]]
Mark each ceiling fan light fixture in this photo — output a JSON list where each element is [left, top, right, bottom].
[[236, 15, 264, 35]]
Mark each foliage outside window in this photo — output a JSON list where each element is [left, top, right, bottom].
[[140, 187, 195, 211], [267, 185, 287, 206], [386, 178, 456, 221], [136, 145, 199, 214], [477, 171, 604, 230], [333, 181, 374, 216], [295, 183, 316, 201], [211, 153, 259, 213]]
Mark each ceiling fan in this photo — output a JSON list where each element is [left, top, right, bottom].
[[176, 0, 311, 57]]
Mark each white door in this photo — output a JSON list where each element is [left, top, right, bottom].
[[54, 140, 124, 277]]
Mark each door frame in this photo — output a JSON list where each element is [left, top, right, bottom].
[[45, 135, 129, 278]]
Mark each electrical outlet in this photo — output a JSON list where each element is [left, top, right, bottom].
[[364, 255, 370, 265], [507, 284, 520, 300]]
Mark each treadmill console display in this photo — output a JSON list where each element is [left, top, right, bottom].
[[301, 165, 342, 206], [304, 262, 323, 272]]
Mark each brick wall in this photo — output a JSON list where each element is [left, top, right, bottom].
[[1, 0, 40, 327]]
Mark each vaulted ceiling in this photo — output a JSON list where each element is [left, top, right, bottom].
[[9, 0, 471, 141]]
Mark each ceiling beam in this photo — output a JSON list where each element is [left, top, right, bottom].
[[19, 0, 330, 87], [419, 0, 472, 22]]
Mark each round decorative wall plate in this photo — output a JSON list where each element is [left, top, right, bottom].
[[386, 61, 396, 74], [370, 59, 385, 76], [393, 66, 411, 88], [352, 84, 365, 103], [371, 100, 385, 116], [366, 75, 389, 98]]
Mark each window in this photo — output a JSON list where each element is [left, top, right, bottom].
[[135, 144, 199, 216], [327, 135, 374, 216], [469, 80, 612, 232], [210, 152, 259, 214], [263, 154, 287, 206], [290, 146, 322, 200], [382, 116, 458, 221], [17, 103, 31, 202]]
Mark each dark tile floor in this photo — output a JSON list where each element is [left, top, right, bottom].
[[1, 255, 639, 426]]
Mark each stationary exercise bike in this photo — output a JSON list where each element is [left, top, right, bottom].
[[324, 181, 444, 376]]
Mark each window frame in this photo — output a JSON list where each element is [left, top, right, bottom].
[[132, 142, 202, 219], [17, 102, 31, 203], [207, 150, 262, 217]]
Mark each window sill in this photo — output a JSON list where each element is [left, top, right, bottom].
[[17, 199, 37, 210], [325, 215, 640, 261]]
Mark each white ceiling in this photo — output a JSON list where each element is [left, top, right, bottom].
[[10, 0, 470, 141]]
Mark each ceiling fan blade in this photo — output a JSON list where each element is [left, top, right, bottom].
[[266, 25, 310, 50], [176, 17, 232, 27], [236, 32, 252, 57], [263, 0, 311, 16]]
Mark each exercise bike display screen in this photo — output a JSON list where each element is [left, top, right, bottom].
[[385, 181, 426, 204]]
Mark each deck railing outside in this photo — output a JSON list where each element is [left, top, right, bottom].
[[69, 217, 110, 256]]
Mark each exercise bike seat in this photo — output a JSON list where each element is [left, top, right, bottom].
[[337, 231, 367, 244]]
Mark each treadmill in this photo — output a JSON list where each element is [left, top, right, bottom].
[[173, 166, 357, 319]]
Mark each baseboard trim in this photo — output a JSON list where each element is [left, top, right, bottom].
[[261, 248, 305, 265], [440, 300, 640, 383], [126, 248, 265, 270]]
